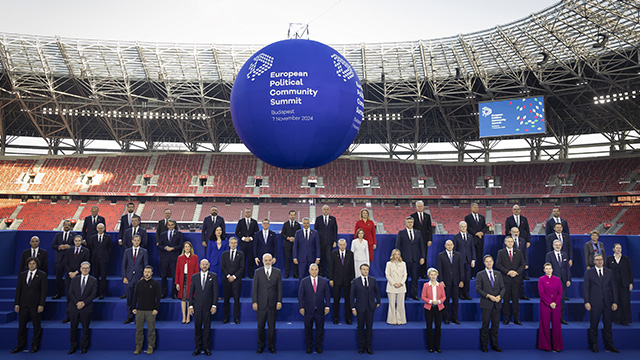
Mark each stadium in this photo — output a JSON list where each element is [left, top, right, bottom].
[[0, 0, 639, 356]]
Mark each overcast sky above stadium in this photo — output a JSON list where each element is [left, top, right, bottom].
[[2, 0, 558, 45]]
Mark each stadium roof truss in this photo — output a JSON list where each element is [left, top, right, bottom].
[[0, 0, 639, 160]]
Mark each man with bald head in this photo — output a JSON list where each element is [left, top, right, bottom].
[[88, 223, 112, 299], [436, 240, 464, 324], [189, 259, 218, 356], [19, 236, 48, 274]]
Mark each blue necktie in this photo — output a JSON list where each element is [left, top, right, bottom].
[[489, 271, 494, 287]]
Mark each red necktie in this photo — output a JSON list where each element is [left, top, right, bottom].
[[509, 250, 513, 262], [133, 248, 138, 262], [75, 248, 79, 260], [313, 278, 317, 293]]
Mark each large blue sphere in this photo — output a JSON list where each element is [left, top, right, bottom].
[[231, 39, 363, 169]]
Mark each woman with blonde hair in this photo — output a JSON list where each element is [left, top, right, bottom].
[[421, 267, 446, 353], [385, 249, 407, 324], [351, 228, 369, 275], [175, 241, 199, 323], [354, 208, 376, 262]]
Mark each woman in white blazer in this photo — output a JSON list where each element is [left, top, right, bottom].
[[386, 249, 408, 324], [351, 228, 370, 275]]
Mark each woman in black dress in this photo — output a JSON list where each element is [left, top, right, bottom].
[[605, 243, 633, 325]]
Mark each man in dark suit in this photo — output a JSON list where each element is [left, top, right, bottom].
[[495, 236, 525, 325], [63, 235, 91, 323], [252, 253, 283, 354], [67, 261, 97, 354], [254, 219, 277, 268], [51, 219, 75, 299], [221, 237, 244, 324], [453, 221, 475, 300], [280, 210, 301, 278], [505, 204, 531, 284], [122, 215, 148, 249], [475, 255, 505, 353], [351, 264, 380, 354], [545, 207, 570, 235], [294, 218, 321, 279], [584, 254, 619, 353], [156, 208, 172, 237], [314, 205, 338, 277], [189, 259, 218, 356], [88, 223, 112, 299], [465, 203, 489, 273], [508, 227, 530, 300], [12, 257, 47, 354], [395, 216, 425, 300], [545, 239, 571, 324], [157, 219, 183, 298], [235, 207, 259, 278], [82, 205, 105, 243], [436, 240, 464, 324], [118, 202, 137, 245], [122, 235, 149, 323], [201, 205, 225, 249], [328, 239, 355, 324], [411, 200, 433, 276], [545, 223, 572, 267], [19, 236, 48, 274], [298, 263, 331, 353]]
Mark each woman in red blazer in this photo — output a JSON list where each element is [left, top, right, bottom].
[[354, 208, 376, 262], [175, 241, 199, 324], [421, 268, 447, 353]]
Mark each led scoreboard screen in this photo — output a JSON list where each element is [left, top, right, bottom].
[[478, 96, 545, 138]]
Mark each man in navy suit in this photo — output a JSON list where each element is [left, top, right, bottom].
[[88, 223, 112, 299], [122, 235, 148, 323], [546, 223, 572, 267], [505, 204, 531, 284], [19, 236, 48, 274], [395, 216, 425, 300], [545, 239, 571, 324], [156, 208, 172, 237], [411, 200, 434, 277], [280, 210, 301, 278], [122, 216, 148, 249], [464, 203, 488, 273], [82, 206, 105, 243], [328, 239, 355, 325], [252, 253, 283, 354], [351, 264, 380, 354], [584, 254, 619, 353], [221, 237, 244, 324], [235, 207, 258, 278], [12, 257, 47, 354], [545, 207, 570, 235], [52, 220, 75, 299], [453, 221, 475, 300], [436, 240, 464, 324], [298, 264, 331, 353], [254, 219, 277, 268], [314, 205, 338, 277], [67, 261, 97, 354], [157, 219, 183, 298], [495, 236, 525, 325], [201, 205, 225, 248], [63, 235, 90, 323], [509, 227, 530, 300], [189, 259, 218, 356], [294, 218, 321, 279], [476, 255, 505, 353], [118, 202, 136, 245]]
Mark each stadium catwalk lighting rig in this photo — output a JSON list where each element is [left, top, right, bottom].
[[593, 91, 637, 105]]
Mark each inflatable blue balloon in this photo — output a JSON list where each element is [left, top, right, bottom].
[[231, 39, 364, 169]]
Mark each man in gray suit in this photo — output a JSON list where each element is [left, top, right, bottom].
[[475, 255, 505, 353], [122, 235, 148, 324], [252, 253, 282, 354]]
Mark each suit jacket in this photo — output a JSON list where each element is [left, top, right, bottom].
[[584, 241, 606, 268], [464, 212, 489, 245], [67, 274, 98, 313], [494, 248, 526, 284], [157, 230, 184, 260], [82, 215, 106, 241], [314, 215, 338, 246], [436, 250, 464, 285], [475, 269, 505, 309], [253, 230, 277, 261], [118, 213, 137, 241], [350, 276, 381, 312], [122, 247, 148, 281], [298, 276, 331, 314], [156, 218, 171, 237], [504, 215, 531, 243], [123, 226, 148, 249], [19, 248, 48, 274], [421, 281, 446, 310], [201, 215, 226, 243], [508, 235, 529, 263], [293, 228, 320, 263], [605, 255, 634, 287], [410, 211, 433, 244], [545, 250, 571, 283], [88, 233, 113, 262], [234, 217, 258, 242], [52, 231, 77, 263], [252, 267, 283, 310], [14, 270, 47, 309], [545, 217, 570, 236], [280, 220, 301, 243], [453, 232, 476, 264], [221, 249, 245, 279], [545, 232, 572, 260], [394, 228, 424, 263], [328, 249, 355, 285], [584, 267, 618, 308], [64, 246, 91, 275], [188, 271, 219, 311]]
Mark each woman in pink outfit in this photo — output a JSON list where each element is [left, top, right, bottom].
[[538, 262, 564, 352]]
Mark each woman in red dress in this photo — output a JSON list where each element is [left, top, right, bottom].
[[175, 241, 199, 324], [354, 208, 376, 262]]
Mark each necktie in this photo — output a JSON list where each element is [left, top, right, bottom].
[[81, 276, 86, 295], [515, 237, 519, 249], [408, 229, 413, 241], [99, 235, 102, 243], [266, 269, 270, 280], [449, 251, 453, 264], [129, 213, 132, 226], [598, 269, 602, 278], [419, 212, 423, 224], [264, 231, 268, 243], [133, 248, 137, 262], [364, 277, 368, 288], [290, 221, 294, 228], [516, 216, 519, 227], [558, 234, 563, 244], [489, 271, 494, 287], [169, 231, 172, 242], [202, 273, 206, 289], [341, 252, 344, 265], [231, 250, 235, 262], [64, 232, 68, 243], [475, 214, 479, 223], [32, 249, 36, 258], [509, 249, 513, 262], [557, 252, 561, 264], [463, 233, 466, 241], [246, 218, 250, 229], [92, 217, 96, 225], [27, 271, 33, 285], [305, 229, 309, 241], [313, 277, 317, 293], [324, 216, 328, 226], [75, 248, 79, 260]]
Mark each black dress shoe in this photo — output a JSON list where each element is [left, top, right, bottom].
[[30, 347, 39, 353], [268, 347, 276, 354], [435, 349, 441, 353], [523, 275, 530, 280], [62, 317, 70, 323], [560, 319, 568, 325], [284, 275, 290, 279], [99, 295, 104, 300], [358, 349, 364, 354], [333, 319, 339, 324], [120, 294, 127, 299], [204, 349, 211, 356], [68, 349, 76, 354], [514, 320, 523, 325], [429, 349, 434, 353], [123, 318, 133, 324], [234, 319, 240, 324], [52, 294, 62, 300], [503, 320, 509, 325], [607, 346, 620, 353], [481, 347, 488, 353], [411, 296, 419, 301], [81, 348, 87, 354], [11, 347, 24, 354], [452, 319, 461, 325], [591, 346, 599, 353], [256, 348, 263, 354], [366, 348, 374, 355], [306, 347, 312, 354], [346, 319, 352, 325], [444, 320, 450, 325], [520, 296, 530, 301], [316, 347, 322, 354], [491, 346, 503, 352], [192, 349, 201, 356], [222, 319, 229, 324]]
